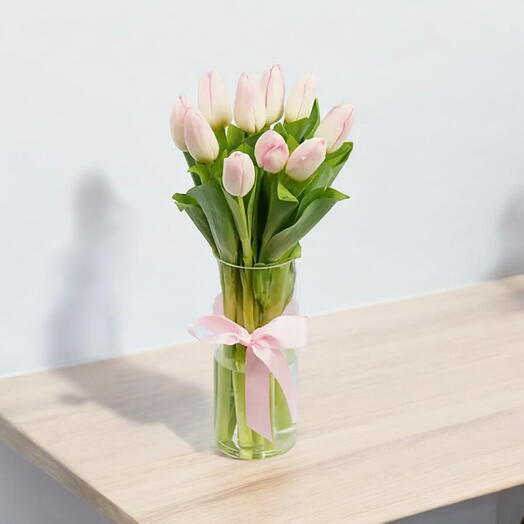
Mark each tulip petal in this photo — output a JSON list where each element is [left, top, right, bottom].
[[198, 71, 232, 129], [285, 73, 317, 123], [184, 108, 220, 163], [223, 151, 255, 197], [285, 137, 327, 181]]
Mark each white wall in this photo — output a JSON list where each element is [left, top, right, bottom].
[[1, 0, 524, 377]]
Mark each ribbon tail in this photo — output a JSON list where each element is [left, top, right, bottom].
[[245, 347, 272, 441]]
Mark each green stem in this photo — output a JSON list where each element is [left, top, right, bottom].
[[237, 195, 259, 453], [272, 374, 293, 433], [215, 358, 234, 445], [241, 269, 267, 450], [237, 196, 253, 266], [233, 344, 253, 458]]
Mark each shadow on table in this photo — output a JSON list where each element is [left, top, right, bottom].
[[55, 357, 213, 453], [45, 172, 211, 452]]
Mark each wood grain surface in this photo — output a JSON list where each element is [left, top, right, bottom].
[[1, 275, 523, 523]]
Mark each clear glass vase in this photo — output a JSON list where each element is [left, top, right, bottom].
[[214, 258, 298, 460]]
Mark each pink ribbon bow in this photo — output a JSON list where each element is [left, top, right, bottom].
[[189, 314, 308, 440]]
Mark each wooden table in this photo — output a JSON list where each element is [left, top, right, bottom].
[[1, 275, 523, 523]]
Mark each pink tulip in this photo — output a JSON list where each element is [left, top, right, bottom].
[[285, 138, 327, 181], [223, 151, 255, 197], [234, 73, 266, 134], [314, 104, 354, 153], [183, 108, 219, 164], [260, 65, 285, 125], [254, 130, 289, 173], [284, 73, 317, 122], [198, 70, 232, 130], [169, 96, 191, 151]]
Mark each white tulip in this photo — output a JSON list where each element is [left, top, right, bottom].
[[260, 64, 285, 125], [314, 104, 354, 153], [223, 151, 255, 197], [234, 73, 266, 133], [285, 138, 327, 181], [169, 96, 191, 151], [284, 73, 317, 122], [254, 130, 289, 173], [198, 70, 232, 129], [184, 108, 219, 164]]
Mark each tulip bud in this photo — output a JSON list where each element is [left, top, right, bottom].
[[254, 130, 289, 173], [169, 96, 191, 151], [184, 108, 219, 164], [198, 70, 232, 130], [285, 138, 327, 181], [314, 104, 354, 153], [234, 73, 266, 134], [284, 73, 317, 122], [260, 65, 285, 125], [223, 151, 255, 197]]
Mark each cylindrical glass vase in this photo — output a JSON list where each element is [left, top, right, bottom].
[[214, 258, 298, 460]]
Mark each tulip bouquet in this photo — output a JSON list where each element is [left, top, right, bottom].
[[170, 66, 353, 459]]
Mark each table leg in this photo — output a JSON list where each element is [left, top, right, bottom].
[[496, 485, 524, 524]]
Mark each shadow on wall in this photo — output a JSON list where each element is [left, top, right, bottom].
[[47, 172, 129, 366], [490, 187, 524, 279], [487, 186, 524, 310], [46, 172, 211, 452]]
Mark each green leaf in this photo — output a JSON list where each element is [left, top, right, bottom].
[[209, 150, 226, 179], [283, 118, 308, 143], [277, 181, 298, 203], [280, 175, 309, 197], [297, 187, 349, 216], [280, 242, 302, 263], [326, 141, 353, 168], [260, 187, 349, 262], [215, 127, 227, 153], [278, 140, 352, 200], [172, 192, 195, 212], [260, 177, 299, 253], [303, 162, 337, 192], [280, 161, 328, 197], [303, 99, 320, 139], [226, 125, 245, 150], [286, 135, 299, 153], [273, 122, 288, 140], [188, 179, 238, 264], [283, 99, 320, 142], [297, 144, 353, 193], [188, 164, 210, 184], [235, 142, 255, 158], [172, 193, 217, 254], [303, 141, 354, 190], [183, 152, 201, 185], [244, 128, 267, 147], [254, 243, 302, 267]]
